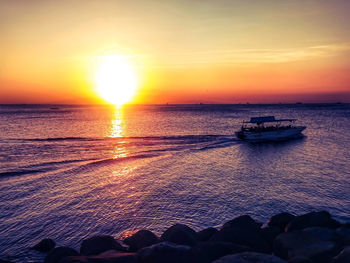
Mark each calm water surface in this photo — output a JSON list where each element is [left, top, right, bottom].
[[0, 104, 349, 262]]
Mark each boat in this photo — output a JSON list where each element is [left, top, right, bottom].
[[235, 116, 306, 142]]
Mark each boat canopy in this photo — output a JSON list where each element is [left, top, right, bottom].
[[244, 116, 296, 124]]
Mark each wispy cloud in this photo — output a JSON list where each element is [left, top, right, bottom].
[[154, 43, 350, 68]]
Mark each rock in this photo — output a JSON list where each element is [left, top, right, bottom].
[[288, 257, 314, 263], [332, 246, 350, 263], [0, 260, 14, 263], [61, 252, 138, 263], [44, 247, 79, 263], [222, 215, 262, 231], [31, 238, 56, 252], [274, 228, 340, 263], [327, 219, 342, 229], [342, 223, 350, 228], [303, 227, 337, 241], [261, 226, 281, 252], [191, 241, 252, 263], [123, 230, 159, 252], [197, 227, 218, 242], [268, 212, 295, 231], [160, 224, 198, 247], [80, 235, 124, 256], [285, 211, 337, 232], [210, 226, 270, 253], [336, 227, 350, 246], [137, 241, 193, 263], [212, 252, 287, 263]]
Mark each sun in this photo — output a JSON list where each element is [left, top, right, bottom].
[[95, 55, 138, 106]]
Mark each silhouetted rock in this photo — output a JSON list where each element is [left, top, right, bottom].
[[212, 252, 287, 263], [80, 235, 124, 256], [20, 211, 348, 263], [191, 241, 252, 263], [261, 226, 281, 252], [31, 238, 56, 252], [336, 227, 350, 246], [222, 215, 262, 231], [303, 227, 337, 241], [342, 223, 350, 228], [327, 218, 342, 229], [0, 259, 14, 263], [288, 257, 314, 263], [332, 247, 350, 263], [61, 251, 137, 263], [137, 241, 193, 263], [274, 227, 340, 263], [197, 227, 218, 242], [44, 247, 79, 263], [285, 211, 337, 232], [268, 212, 295, 231], [123, 230, 159, 252], [210, 227, 269, 253], [160, 224, 198, 247]]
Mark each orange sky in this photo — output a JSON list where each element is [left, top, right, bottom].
[[1, 0, 350, 104]]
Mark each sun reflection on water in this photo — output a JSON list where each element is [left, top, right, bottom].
[[109, 108, 128, 159], [105, 108, 148, 185], [110, 108, 124, 138]]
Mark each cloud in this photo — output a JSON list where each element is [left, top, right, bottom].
[[153, 43, 350, 68]]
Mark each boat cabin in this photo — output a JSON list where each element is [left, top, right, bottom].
[[240, 116, 296, 132]]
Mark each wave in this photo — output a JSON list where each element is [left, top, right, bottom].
[[0, 134, 239, 179], [23, 158, 99, 169], [86, 153, 160, 166], [1, 134, 226, 143], [80, 136, 238, 167], [0, 159, 101, 179], [0, 169, 45, 177], [26, 137, 99, 142]]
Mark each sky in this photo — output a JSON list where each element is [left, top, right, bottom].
[[1, 0, 350, 104]]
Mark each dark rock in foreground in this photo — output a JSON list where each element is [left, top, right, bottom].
[[261, 226, 281, 251], [44, 247, 79, 263], [61, 251, 138, 263], [197, 227, 218, 242], [160, 224, 198, 247], [31, 238, 56, 252], [303, 227, 337, 241], [268, 212, 295, 231], [123, 230, 159, 252], [210, 226, 270, 253], [137, 241, 193, 263], [15, 210, 348, 263], [212, 252, 287, 263], [191, 241, 252, 263], [222, 215, 262, 231], [332, 246, 350, 263], [274, 227, 340, 263], [288, 257, 314, 263], [80, 235, 124, 256], [336, 227, 350, 246], [285, 211, 340, 232]]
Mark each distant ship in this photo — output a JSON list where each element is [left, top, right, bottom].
[[235, 116, 306, 142]]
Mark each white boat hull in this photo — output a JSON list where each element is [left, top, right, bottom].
[[236, 126, 306, 142]]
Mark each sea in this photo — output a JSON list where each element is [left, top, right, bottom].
[[0, 104, 349, 262]]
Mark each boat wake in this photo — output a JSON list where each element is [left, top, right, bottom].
[[0, 135, 240, 178]]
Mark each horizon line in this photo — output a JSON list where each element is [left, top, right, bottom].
[[0, 102, 348, 106]]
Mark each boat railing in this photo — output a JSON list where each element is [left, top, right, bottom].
[[242, 125, 295, 132]]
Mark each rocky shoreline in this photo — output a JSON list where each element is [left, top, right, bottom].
[[2, 211, 349, 263]]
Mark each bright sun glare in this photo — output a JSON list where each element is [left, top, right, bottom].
[[95, 55, 138, 106]]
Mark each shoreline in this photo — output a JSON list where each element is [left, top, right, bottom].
[[2, 210, 349, 263]]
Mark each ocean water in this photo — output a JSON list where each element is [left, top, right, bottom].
[[0, 104, 349, 262]]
